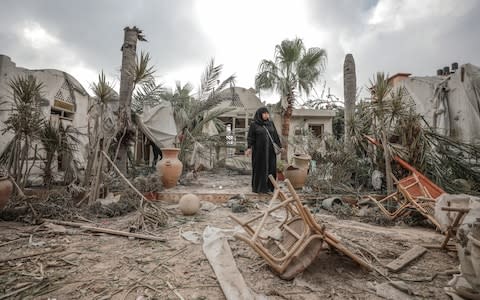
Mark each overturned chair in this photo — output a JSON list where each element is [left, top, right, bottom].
[[368, 156, 445, 230], [229, 176, 371, 280]]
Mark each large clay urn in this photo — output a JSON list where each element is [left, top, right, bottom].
[[284, 154, 311, 189], [0, 176, 13, 210], [156, 148, 183, 189]]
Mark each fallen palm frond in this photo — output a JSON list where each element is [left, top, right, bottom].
[[421, 130, 480, 193], [101, 151, 169, 230], [350, 81, 480, 194]]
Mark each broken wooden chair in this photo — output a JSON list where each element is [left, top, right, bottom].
[[368, 156, 445, 230], [230, 175, 372, 280]]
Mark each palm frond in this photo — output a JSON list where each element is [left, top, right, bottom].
[[91, 71, 115, 103], [369, 72, 392, 103], [190, 107, 235, 137], [8, 75, 44, 105], [275, 38, 304, 67], [132, 79, 165, 114], [198, 58, 222, 101], [134, 51, 155, 85], [255, 59, 280, 92]]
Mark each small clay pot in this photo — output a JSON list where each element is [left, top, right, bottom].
[[284, 166, 308, 189], [0, 177, 13, 210], [178, 193, 200, 216]]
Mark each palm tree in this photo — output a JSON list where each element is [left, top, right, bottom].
[[255, 38, 327, 159], [86, 72, 116, 202], [162, 58, 235, 167], [40, 122, 79, 188], [117, 26, 147, 174], [1, 75, 44, 189], [343, 53, 356, 151]]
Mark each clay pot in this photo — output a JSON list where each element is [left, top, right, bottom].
[[291, 154, 311, 169], [284, 165, 308, 189], [156, 148, 183, 189], [0, 176, 13, 210], [284, 154, 311, 189], [178, 193, 200, 215]]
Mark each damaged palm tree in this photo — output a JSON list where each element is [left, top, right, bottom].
[[113, 51, 162, 163], [117, 26, 147, 174], [86, 72, 116, 204], [350, 75, 480, 195], [367, 73, 407, 193], [343, 53, 356, 151]]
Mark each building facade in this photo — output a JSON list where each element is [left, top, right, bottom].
[[0, 55, 90, 180]]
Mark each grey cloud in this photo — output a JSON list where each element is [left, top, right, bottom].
[[0, 0, 213, 80], [306, 0, 480, 100]]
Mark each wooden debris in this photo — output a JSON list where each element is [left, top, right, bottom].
[[101, 151, 146, 205], [386, 245, 427, 272], [166, 281, 185, 300], [0, 247, 65, 263], [80, 225, 166, 242], [42, 218, 166, 242], [0, 282, 42, 300]]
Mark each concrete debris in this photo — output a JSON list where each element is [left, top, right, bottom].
[[375, 281, 414, 300], [181, 231, 201, 244], [97, 192, 121, 206], [322, 197, 343, 211], [200, 200, 217, 211]]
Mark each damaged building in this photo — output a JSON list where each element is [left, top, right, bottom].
[[0, 54, 90, 183], [389, 62, 480, 144]]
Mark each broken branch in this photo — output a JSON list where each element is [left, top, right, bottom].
[[0, 247, 65, 263]]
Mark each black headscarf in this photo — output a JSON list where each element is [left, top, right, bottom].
[[254, 107, 270, 125]]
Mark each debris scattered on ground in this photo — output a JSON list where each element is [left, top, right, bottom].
[[226, 193, 255, 213], [181, 230, 201, 244], [386, 245, 428, 272], [202, 226, 267, 300], [0, 171, 466, 299]]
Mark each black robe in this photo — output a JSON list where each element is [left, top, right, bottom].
[[247, 118, 281, 193]]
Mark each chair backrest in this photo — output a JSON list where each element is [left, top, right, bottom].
[[394, 156, 444, 199]]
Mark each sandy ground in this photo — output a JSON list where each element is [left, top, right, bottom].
[[0, 172, 459, 299]]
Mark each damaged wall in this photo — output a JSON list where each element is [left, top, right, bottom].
[[394, 63, 480, 144], [0, 54, 90, 180]]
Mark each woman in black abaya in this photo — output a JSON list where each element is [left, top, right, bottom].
[[246, 107, 282, 193]]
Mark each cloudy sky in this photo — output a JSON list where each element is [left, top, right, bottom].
[[1, 0, 479, 104]]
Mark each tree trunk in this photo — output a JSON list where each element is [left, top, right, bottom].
[[117, 26, 141, 174], [280, 93, 294, 160], [381, 126, 394, 194], [343, 54, 356, 151], [20, 137, 29, 188], [45, 153, 53, 189]]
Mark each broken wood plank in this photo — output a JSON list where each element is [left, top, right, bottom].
[[386, 245, 427, 272], [42, 218, 88, 228], [79, 225, 166, 242], [43, 219, 166, 242]]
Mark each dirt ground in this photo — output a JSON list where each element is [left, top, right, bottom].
[[0, 171, 459, 299]]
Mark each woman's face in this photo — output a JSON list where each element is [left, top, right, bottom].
[[261, 112, 269, 121]]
